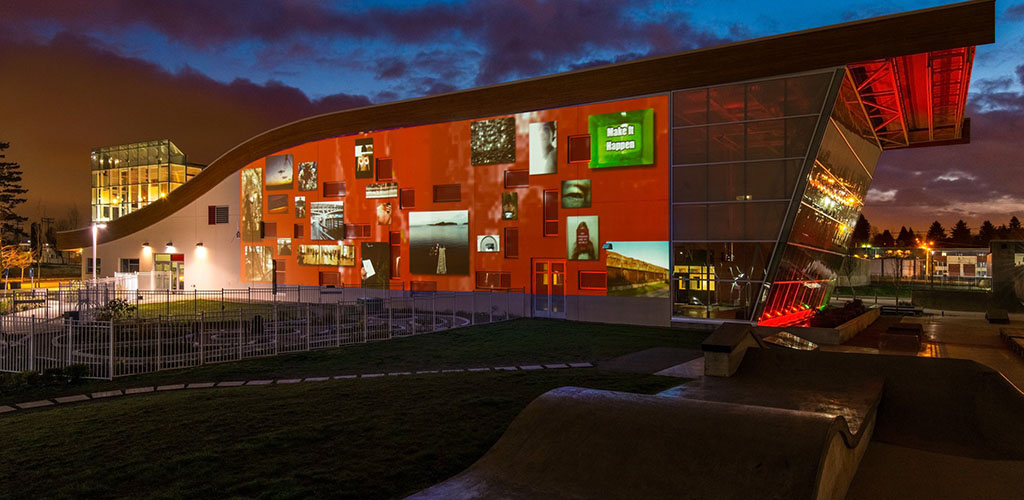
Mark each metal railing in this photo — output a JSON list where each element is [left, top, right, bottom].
[[0, 287, 528, 380]]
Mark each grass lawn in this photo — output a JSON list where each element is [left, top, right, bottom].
[[0, 370, 679, 500], [1, 318, 706, 406]]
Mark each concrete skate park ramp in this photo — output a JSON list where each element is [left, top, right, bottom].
[[406, 386, 877, 500]]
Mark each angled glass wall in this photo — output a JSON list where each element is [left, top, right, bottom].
[[670, 70, 837, 320], [757, 71, 882, 324]]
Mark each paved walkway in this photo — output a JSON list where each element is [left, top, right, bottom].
[[0, 361, 595, 416]]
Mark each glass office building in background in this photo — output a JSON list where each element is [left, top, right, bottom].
[[90, 140, 205, 222]]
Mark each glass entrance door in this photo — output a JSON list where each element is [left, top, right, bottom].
[[533, 259, 566, 318], [154, 253, 186, 290]]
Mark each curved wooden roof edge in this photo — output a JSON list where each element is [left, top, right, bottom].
[[57, 0, 994, 250]]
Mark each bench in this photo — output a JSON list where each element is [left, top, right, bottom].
[[701, 323, 764, 377], [880, 305, 924, 316], [986, 309, 1010, 324], [1009, 337, 1024, 357]]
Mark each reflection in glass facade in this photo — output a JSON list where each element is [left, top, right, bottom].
[[91, 140, 205, 222], [759, 73, 882, 324], [670, 70, 837, 320]]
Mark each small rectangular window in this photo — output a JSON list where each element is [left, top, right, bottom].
[[504, 227, 519, 258], [568, 134, 591, 163], [433, 184, 461, 202], [208, 205, 229, 225], [319, 271, 341, 286], [578, 271, 607, 290], [323, 181, 346, 197], [119, 258, 140, 273], [410, 281, 437, 292], [86, 258, 101, 274], [543, 190, 558, 236], [294, 223, 303, 239], [376, 158, 394, 181], [399, 188, 415, 209], [345, 223, 371, 239], [475, 271, 512, 289], [274, 259, 286, 285], [262, 222, 277, 238], [504, 170, 529, 188], [390, 231, 401, 279]]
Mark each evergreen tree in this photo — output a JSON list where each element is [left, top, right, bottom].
[[1010, 216, 1024, 239], [925, 221, 947, 244], [872, 229, 895, 247], [0, 143, 28, 243], [996, 224, 1011, 240], [906, 227, 917, 246], [850, 214, 871, 246], [976, 220, 997, 246], [950, 219, 971, 245], [896, 226, 909, 246]]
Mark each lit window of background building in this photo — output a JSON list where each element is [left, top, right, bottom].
[[90, 139, 205, 222]]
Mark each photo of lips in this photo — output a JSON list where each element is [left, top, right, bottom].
[[561, 179, 591, 209]]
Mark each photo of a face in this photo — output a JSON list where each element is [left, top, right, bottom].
[[297, 161, 317, 191], [377, 202, 393, 225], [567, 216, 599, 261], [241, 169, 263, 242], [277, 238, 292, 256], [295, 196, 306, 218], [267, 194, 288, 214], [501, 192, 518, 220], [561, 179, 591, 209], [310, 201, 345, 240], [265, 154, 293, 190], [471, 117, 516, 165], [529, 121, 557, 175], [355, 138, 374, 179]]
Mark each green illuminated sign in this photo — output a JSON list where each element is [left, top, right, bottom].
[[588, 108, 654, 168]]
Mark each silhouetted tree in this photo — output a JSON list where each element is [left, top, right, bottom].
[[976, 220, 997, 246], [872, 229, 895, 247], [0, 142, 28, 243], [926, 221, 947, 244], [1010, 216, 1024, 239], [996, 223, 1011, 240], [950, 219, 971, 246], [850, 214, 871, 246], [896, 226, 909, 246]]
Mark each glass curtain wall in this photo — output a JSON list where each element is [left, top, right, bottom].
[[670, 70, 837, 320], [91, 139, 205, 222], [758, 71, 882, 324]]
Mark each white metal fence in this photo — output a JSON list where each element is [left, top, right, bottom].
[[0, 287, 527, 380]]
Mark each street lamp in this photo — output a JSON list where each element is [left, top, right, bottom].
[[91, 223, 107, 281]]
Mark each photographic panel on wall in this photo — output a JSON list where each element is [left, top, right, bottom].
[[529, 121, 557, 175], [588, 108, 655, 168], [295, 196, 306, 218], [241, 168, 263, 242], [340, 244, 356, 267], [377, 201, 393, 225], [267, 194, 288, 214], [277, 238, 292, 256], [244, 246, 274, 282], [265, 154, 294, 190], [297, 245, 321, 266], [361, 242, 391, 288], [355, 138, 374, 179], [297, 161, 317, 191], [561, 179, 591, 209], [470, 117, 515, 165], [409, 210, 470, 275], [566, 215, 599, 261], [477, 235, 500, 253], [320, 244, 340, 266], [604, 241, 671, 298], [366, 182, 398, 199], [310, 201, 345, 240], [501, 192, 518, 220]]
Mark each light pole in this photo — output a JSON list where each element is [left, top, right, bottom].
[[91, 223, 107, 281]]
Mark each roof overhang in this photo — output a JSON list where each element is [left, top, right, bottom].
[[58, 0, 995, 250]]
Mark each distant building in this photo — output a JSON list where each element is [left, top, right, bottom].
[[931, 248, 989, 278], [90, 140, 205, 222]]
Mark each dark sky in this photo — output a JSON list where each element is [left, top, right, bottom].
[[1, 0, 1022, 234]]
